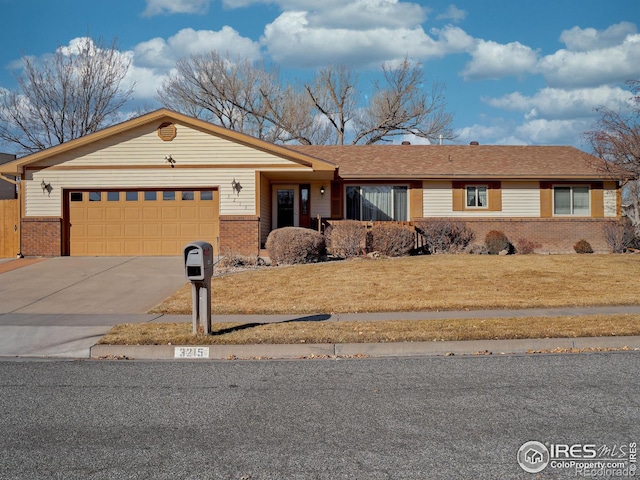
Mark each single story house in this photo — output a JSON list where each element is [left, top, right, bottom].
[[0, 109, 625, 258]]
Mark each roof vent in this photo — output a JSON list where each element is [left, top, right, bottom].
[[158, 122, 177, 142], [470, 141, 479, 146], [401, 141, 411, 145]]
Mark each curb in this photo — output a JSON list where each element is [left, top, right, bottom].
[[90, 335, 640, 360]]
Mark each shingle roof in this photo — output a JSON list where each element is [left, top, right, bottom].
[[287, 144, 620, 180]]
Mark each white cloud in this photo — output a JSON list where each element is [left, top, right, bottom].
[[462, 40, 539, 80], [436, 5, 467, 23], [538, 33, 640, 88], [261, 10, 473, 68], [484, 86, 633, 120], [142, 0, 211, 16], [134, 27, 262, 68], [515, 118, 592, 145], [560, 22, 637, 52]]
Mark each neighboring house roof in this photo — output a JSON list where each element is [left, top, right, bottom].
[[0, 109, 335, 174], [288, 144, 621, 180], [0, 153, 16, 165]]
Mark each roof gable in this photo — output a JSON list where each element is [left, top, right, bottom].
[[0, 109, 335, 174]]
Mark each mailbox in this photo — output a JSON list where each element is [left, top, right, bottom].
[[183, 241, 214, 335], [184, 241, 213, 281]]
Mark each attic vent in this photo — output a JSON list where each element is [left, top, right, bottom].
[[401, 141, 411, 145], [470, 141, 479, 146], [158, 122, 177, 142]]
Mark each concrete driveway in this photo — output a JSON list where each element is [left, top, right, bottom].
[[0, 257, 188, 357]]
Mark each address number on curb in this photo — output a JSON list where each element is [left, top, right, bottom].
[[174, 347, 210, 359]]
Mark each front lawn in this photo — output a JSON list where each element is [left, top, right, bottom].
[[150, 254, 640, 315]]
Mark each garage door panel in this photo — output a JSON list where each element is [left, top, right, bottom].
[[87, 209, 105, 221], [68, 189, 219, 256], [87, 224, 105, 237], [161, 207, 178, 220]]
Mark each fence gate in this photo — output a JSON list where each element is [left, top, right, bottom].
[[0, 199, 19, 258]]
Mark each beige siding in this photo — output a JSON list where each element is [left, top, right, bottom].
[[310, 182, 331, 219], [24, 121, 313, 218], [26, 168, 260, 217], [33, 123, 297, 168], [423, 181, 540, 217]]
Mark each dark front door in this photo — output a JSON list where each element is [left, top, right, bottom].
[[277, 188, 295, 228]]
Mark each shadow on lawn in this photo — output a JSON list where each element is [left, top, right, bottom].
[[211, 314, 332, 336]]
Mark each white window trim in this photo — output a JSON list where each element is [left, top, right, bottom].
[[465, 184, 489, 209], [552, 184, 591, 217], [344, 184, 410, 221]]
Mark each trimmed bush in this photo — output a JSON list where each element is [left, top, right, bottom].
[[414, 220, 475, 254], [266, 227, 327, 265], [574, 239, 594, 254], [484, 230, 511, 255], [326, 220, 367, 258], [515, 238, 541, 255], [369, 223, 416, 257]]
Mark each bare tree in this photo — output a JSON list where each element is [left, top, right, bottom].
[[158, 52, 455, 145], [354, 58, 454, 144], [160, 52, 285, 143], [585, 80, 640, 227], [0, 37, 134, 156]]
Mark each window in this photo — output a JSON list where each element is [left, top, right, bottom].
[[182, 191, 194, 201], [163, 191, 175, 201], [200, 191, 213, 200], [126, 191, 138, 201], [346, 185, 407, 221], [107, 192, 119, 202], [89, 192, 101, 202], [554, 186, 589, 215], [70, 192, 83, 202], [466, 185, 487, 208], [144, 191, 157, 201]]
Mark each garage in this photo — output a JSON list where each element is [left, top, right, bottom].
[[67, 189, 219, 256]]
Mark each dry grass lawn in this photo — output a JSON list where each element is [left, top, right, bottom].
[[100, 314, 640, 346], [150, 255, 640, 315]]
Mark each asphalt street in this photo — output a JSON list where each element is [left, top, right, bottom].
[[1, 352, 638, 479]]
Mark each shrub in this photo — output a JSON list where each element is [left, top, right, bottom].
[[515, 238, 541, 255], [415, 220, 475, 254], [574, 239, 594, 254], [326, 220, 367, 258], [603, 218, 636, 253], [484, 230, 511, 255], [369, 223, 416, 257], [266, 227, 327, 265], [217, 252, 261, 268]]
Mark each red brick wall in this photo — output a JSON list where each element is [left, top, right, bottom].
[[416, 217, 619, 253], [21, 217, 61, 256], [219, 215, 260, 257]]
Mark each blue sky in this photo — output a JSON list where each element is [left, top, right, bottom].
[[0, 0, 638, 149]]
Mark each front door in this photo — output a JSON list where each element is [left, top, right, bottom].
[[273, 185, 299, 229]]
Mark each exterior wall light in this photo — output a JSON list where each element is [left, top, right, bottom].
[[165, 154, 176, 167], [231, 178, 242, 195], [320, 185, 325, 196]]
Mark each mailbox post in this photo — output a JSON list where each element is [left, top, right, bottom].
[[183, 241, 214, 335]]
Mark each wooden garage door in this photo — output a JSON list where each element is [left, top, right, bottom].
[[68, 189, 219, 256]]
